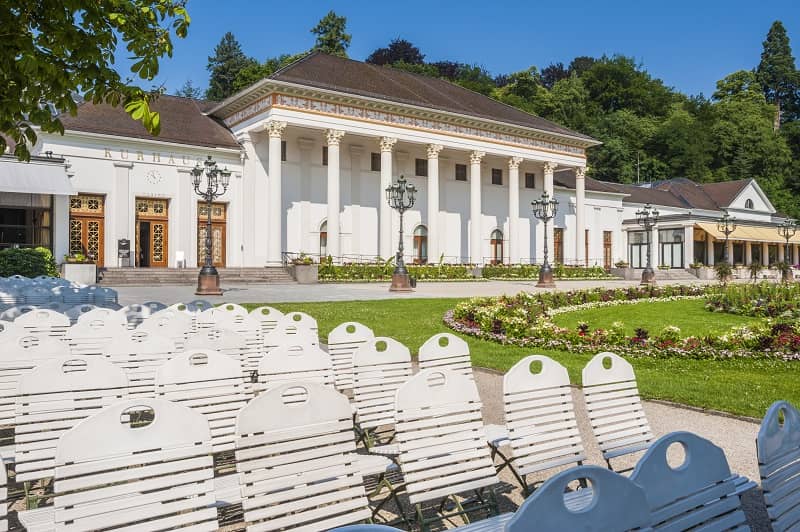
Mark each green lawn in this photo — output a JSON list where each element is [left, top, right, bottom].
[[551, 298, 762, 337], [244, 299, 800, 419]]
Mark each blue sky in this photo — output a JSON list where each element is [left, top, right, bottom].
[[136, 0, 799, 98]]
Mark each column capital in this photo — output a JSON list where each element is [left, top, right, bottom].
[[379, 136, 397, 152], [266, 121, 287, 138], [542, 161, 557, 174], [575, 166, 586, 179], [325, 129, 345, 146], [469, 150, 485, 165], [426, 144, 444, 159], [508, 156, 523, 170]]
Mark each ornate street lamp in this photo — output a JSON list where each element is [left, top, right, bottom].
[[778, 218, 797, 282], [385, 174, 417, 292], [191, 156, 231, 295], [636, 203, 659, 285], [532, 192, 558, 288], [716, 209, 736, 264]]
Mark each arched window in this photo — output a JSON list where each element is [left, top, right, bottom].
[[319, 221, 328, 258], [413, 225, 428, 264], [745, 199, 754, 209], [490, 229, 504, 265]]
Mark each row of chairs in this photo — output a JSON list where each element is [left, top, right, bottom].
[[0, 285, 117, 307]]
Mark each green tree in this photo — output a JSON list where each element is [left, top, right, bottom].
[[756, 21, 799, 128], [1, 0, 191, 160], [580, 55, 675, 117], [232, 52, 310, 92], [174, 79, 203, 99], [206, 32, 255, 101], [311, 11, 351, 57], [366, 38, 424, 65]]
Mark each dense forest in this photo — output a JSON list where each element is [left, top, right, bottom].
[[177, 12, 800, 218]]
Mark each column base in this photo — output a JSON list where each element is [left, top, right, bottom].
[[640, 268, 657, 286], [536, 270, 555, 288], [196, 271, 223, 296], [389, 273, 414, 292]]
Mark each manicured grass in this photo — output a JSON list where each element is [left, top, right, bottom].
[[551, 298, 762, 337], [243, 299, 800, 418]]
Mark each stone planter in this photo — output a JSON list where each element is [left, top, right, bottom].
[[61, 262, 97, 285], [291, 263, 318, 284], [610, 267, 636, 280]]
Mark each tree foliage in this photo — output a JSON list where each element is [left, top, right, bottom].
[[311, 11, 351, 57], [174, 79, 202, 99], [756, 20, 799, 126], [366, 38, 424, 66], [1, 0, 190, 160], [206, 32, 255, 101]]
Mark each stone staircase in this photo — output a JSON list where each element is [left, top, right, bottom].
[[652, 268, 699, 281], [97, 267, 295, 286]]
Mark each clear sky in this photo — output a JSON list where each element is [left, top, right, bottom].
[[138, 0, 800, 98]]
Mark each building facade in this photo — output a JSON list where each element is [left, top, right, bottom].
[[5, 53, 797, 271]]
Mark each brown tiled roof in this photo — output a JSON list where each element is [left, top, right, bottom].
[[698, 179, 752, 207], [269, 52, 597, 142], [594, 177, 755, 211], [59, 95, 240, 149], [651, 178, 719, 210], [553, 170, 624, 194]]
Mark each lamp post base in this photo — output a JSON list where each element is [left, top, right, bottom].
[[389, 272, 413, 292], [536, 267, 555, 288], [640, 267, 656, 286], [196, 269, 222, 296]]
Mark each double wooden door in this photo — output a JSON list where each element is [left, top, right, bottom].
[[69, 195, 105, 267], [197, 202, 226, 268], [135, 198, 169, 268]]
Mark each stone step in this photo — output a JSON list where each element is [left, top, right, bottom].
[[97, 267, 295, 285]]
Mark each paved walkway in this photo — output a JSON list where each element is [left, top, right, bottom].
[[114, 278, 726, 305]]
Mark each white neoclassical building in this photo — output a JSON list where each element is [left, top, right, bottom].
[[3, 52, 798, 273]]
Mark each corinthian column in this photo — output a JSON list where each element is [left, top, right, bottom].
[[575, 166, 586, 266], [469, 150, 485, 264], [543, 161, 556, 264], [427, 144, 443, 263], [379, 137, 397, 260], [266, 121, 286, 265], [326, 129, 345, 262], [508, 157, 523, 264]]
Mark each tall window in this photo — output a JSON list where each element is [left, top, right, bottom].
[[524, 172, 536, 189], [491, 168, 503, 185], [415, 158, 428, 177], [370, 153, 381, 172], [413, 225, 428, 264], [553, 228, 564, 265], [745, 199, 754, 209], [281, 141, 287, 162], [455, 164, 467, 181], [319, 221, 328, 258], [490, 229, 504, 264], [322, 146, 328, 166]]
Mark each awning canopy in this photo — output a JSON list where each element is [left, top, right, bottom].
[[696, 222, 800, 244], [0, 159, 73, 195]]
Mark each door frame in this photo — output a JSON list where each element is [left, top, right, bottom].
[[135, 198, 169, 268]]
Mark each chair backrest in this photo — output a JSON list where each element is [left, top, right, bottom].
[[249, 305, 285, 336], [13, 308, 70, 338], [59, 286, 92, 304], [156, 349, 252, 453], [14, 356, 128, 482], [582, 352, 653, 464], [0, 335, 70, 429], [117, 303, 157, 328], [53, 398, 218, 531], [257, 342, 335, 394], [105, 329, 177, 397], [0, 304, 36, 322], [235, 382, 370, 531], [503, 355, 586, 475], [395, 368, 499, 506], [262, 321, 320, 365], [630, 431, 747, 530], [66, 309, 129, 355], [199, 307, 264, 371], [506, 465, 652, 532], [0, 452, 6, 532], [21, 285, 53, 304], [138, 308, 193, 349], [91, 286, 118, 304], [418, 332, 473, 379], [352, 337, 413, 430], [184, 327, 250, 382], [63, 303, 99, 323], [0, 288, 21, 306], [277, 311, 319, 337], [76, 306, 128, 328], [328, 321, 375, 391], [757, 400, 800, 531], [171, 299, 214, 314]]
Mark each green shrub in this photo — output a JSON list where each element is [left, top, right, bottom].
[[0, 247, 59, 277], [705, 282, 800, 317], [318, 259, 473, 281], [481, 264, 612, 280]]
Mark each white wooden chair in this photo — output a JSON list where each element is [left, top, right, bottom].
[[105, 329, 177, 398], [58, 286, 92, 305], [328, 321, 375, 392], [257, 342, 335, 394], [51, 398, 218, 531], [234, 381, 370, 531], [65, 308, 128, 355], [418, 332, 473, 379], [630, 431, 753, 531], [91, 286, 118, 305], [0, 456, 6, 532], [261, 321, 320, 369], [155, 349, 252, 453], [506, 465, 653, 532], [277, 311, 319, 338], [185, 327, 251, 383], [117, 303, 160, 328], [138, 307, 193, 350], [0, 289, 21, 306], [13, 308, 70, 338], [249, 305, 284, 337], [199, 306, 264, 373], [63, 303, 98, 324], [757, 400, 800, 531], [582, 352, 654, 470], [487, 355, 586, 495], [14, 356, 128, 484], [394, 368, 505, 530], [22, 286, 53, 305], [352, 337, 413, 449], [0, 304, 36, 322]]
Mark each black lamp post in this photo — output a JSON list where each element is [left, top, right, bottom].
[[778, 218, 797, 282], [532, 192, 558, 288], [636, 203, 659, 285], [385, 174, 416, 292], [191, 156, 231, 295], [716, 209, 736, 264]]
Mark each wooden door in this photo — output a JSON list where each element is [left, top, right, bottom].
[[197, 202, 226, 268], [135, 198, 169, 268], [69, 195, 105, 267], [603, 231, 612, 270], [553, 228, 564, 265]]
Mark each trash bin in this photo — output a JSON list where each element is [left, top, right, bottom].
[[409, 276, 417, 288]]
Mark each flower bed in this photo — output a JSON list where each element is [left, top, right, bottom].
[[481, 264, 614, 280], [319, 261, 474, 282], [446, 285, 800, 360], [705, 282, 800, 317]]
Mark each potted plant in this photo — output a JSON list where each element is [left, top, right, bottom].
[[714, 261, 733, 286], [289, 253, 318, 284], [610, 259, 633, 280], [61, 253, 97, 284]]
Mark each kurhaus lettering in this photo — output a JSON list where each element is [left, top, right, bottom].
[[103, 148, 208, 167]]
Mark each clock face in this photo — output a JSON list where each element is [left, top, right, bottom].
[[145, 170, 163, 185]]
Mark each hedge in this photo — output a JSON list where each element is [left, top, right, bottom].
[[481, 264, 613, 280], [0, 247, 59, 277], [319, 262, 473, 281]]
